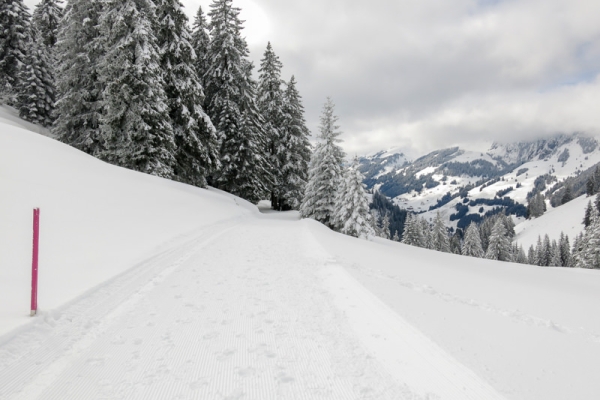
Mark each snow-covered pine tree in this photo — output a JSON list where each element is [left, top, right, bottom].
[[561, 185, 573, 205], [204, 0, 271, 201], [485, 219, 512, 261], [550, 240, 562, 266], [392, 230, 400, 242], [527, 244, 536, 265], [584, 201, 594, 227], [479, 217, 493, 252], [572, 206, 600, 269], [432, 212, 450, 252], [462, 222, 484, 258], [32, 0, 63, 49], [527, 193, 546, 219], [541, 234, 552, 266], [419, 217, 432, 249], [279, 75, 311, 210], [369, 209, 382, 237], [334, 157, 375, 239], [17, 27, 55, 127], [300, 97, 345, 228], [331, 165, 349, 232], [450, 234, 462, 255], [0, 0, 30, 103], [381, 212, 391, 239], [98, 0, 175, 178], [559, 232, 571, 267], [571, 232, 583, 266], [502, 213, 515, 240], [190, 5, 210, 88], [534, 236, 543, 266], [54, 0, 104, 155], [154, 0, 220, 187], [257, 42, 286, 209], [401, 214, 419, 246], [516, 245, 528, 264]]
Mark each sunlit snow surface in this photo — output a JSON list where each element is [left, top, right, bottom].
[[1, 110, 600, 399]]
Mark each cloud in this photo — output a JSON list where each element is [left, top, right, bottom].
[[25, 0, 600, 157]]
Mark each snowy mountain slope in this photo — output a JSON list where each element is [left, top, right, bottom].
[[361, 133, 600, 234], [1, 117, 600, 399], [515, 194, 588, 248]]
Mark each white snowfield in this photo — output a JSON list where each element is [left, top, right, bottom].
[[1, 113, 600, 399], [515, 194, 587, 248]]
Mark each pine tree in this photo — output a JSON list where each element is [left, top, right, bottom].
[[462, 222, 484, 258], [501, 213, 515, 240], [279, 76, 311, 209], [586, 176, 595, 197], [17, 27, 55, 127], [541, 234, 552, 266], [300, 98, 345, 228], [257, 42, 286, 209], [534, 236, 543, 266], [584, 201, 594, 227], [32, 0, 63, 49], [190, 5, 210, 88], [0, 0, 30, 102], [516, 245, 528, 264], [550, 240, 562, 266], [561, 185, 573, 205], [54, 0, 104, 155], [485, 219, 512, 261], [334, 158, 375, 239], [572, 208, 600, 269], [527, 193, 546, 219], [204, 0, 271, 201], [527, 245, 536, 265], [559, 232, 571, 267], [369, 209, 382, 237], [331, 165, 348, 232], [419, 217, 432, 249], [432, 212, 450, 252], [450, 233, 462, 255], [401, 214, 421, 246], [381, 212, 391, 239], [392, 230, 400, 242], [154, 0, 219, 187], [98, 0, 175, 178]]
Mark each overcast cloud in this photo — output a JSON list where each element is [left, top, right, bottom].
[[25, 0, 600, 157]]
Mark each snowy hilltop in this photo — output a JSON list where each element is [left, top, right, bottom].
[[360, 133, 600, 231]]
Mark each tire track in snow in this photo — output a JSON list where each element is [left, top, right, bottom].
[[0, 218, 241, 400], [0, 219, 422, 400], [305, 235, 507, 400]]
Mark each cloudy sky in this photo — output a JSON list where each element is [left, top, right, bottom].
[[25, 0, 600, 158]]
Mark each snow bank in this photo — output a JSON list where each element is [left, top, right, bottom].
[[0, 120, 252, 335], [306, 220, 600, 400]]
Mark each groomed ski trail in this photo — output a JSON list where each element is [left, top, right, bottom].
[[0, 216, 506, 400]]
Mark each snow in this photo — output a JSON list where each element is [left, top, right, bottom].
[[0, 115, 251, 335], [415, 165, 436, 178], [515, 194, 588, 248], [2, 113, 600, 399]]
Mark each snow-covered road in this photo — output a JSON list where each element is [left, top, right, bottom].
[[0, 214, 506, 400]]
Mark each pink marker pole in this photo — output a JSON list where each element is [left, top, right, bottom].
[[31, 208, 40, 317]]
